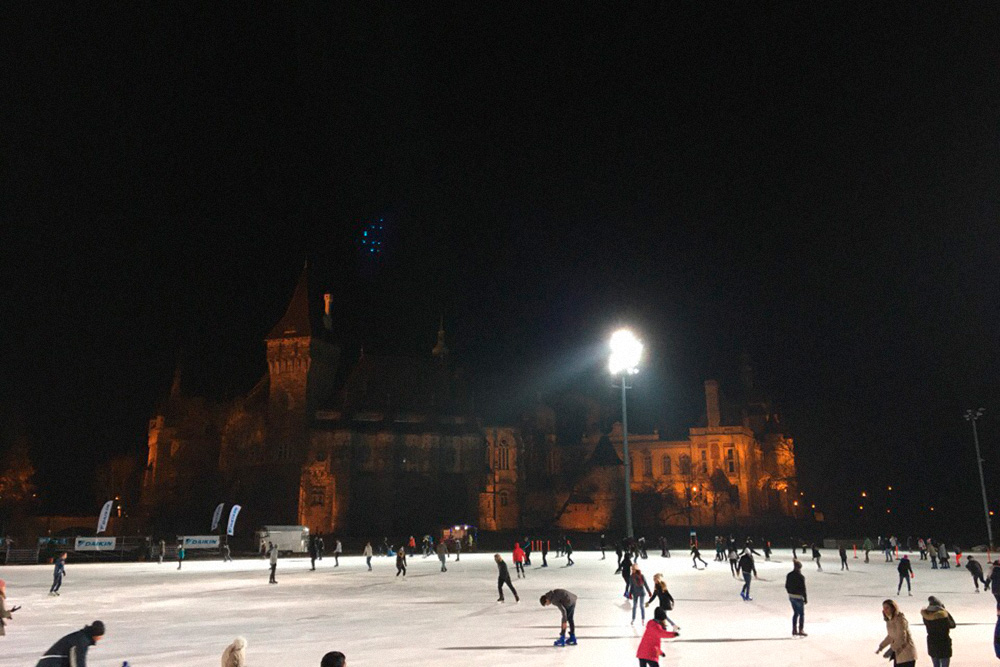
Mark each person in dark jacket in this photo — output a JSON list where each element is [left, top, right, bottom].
[[494, 553, 519, 603], [49, 553, 67, 596], [435, 541, 448, 572], [620, 552, 634, 597], [690, 544, 707, 570], [395, 547, 407, 577], [600, 533, 607, 560], [897, 555, 913, 596], [785, 560, 807, 636], [308, 535, 318, 571], [738, 550, 758, 601], [965, 555, 988, 592], [615, 542, 624, 573], [811, 544, 822, 571], [565, 538, 574, 566], [36, 620, 104, 666], [988, 560, 1000, 610], [839, 545, 849, 571], [920, 596, 955, 667], [629, 565, 653, 624], [541, 588, 577, 646], [646, 573, 679, 630]]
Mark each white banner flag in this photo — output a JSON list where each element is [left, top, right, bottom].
[[226, 504, 242, 536], [96, 500, 114, 534], [211, 503, 225, 532]]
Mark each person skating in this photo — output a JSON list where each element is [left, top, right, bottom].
[[565, 538, 574, 566], [966, 554, 988, 592], [937, 542, 950, 569], [839, 545, 849, 571], [727, 546, 739, 577], [309, 535, 318, 571], [495, 553, 519, 603], [811, 544, 822, 571], [863, 536, 873, 563], [317, 535, 324, 560], [629, 565, 653, 624], [541, 588, 577, 646], [408, 535, 416, 555], [877, 599, 917, 667], [522, 538, 531, 566], [920, 595, 955, 667], [49, 552, 67, 596], [436, 540, 448, 572], [763, 540, 772, 561], [646, 573, 679, 630], [896, 555, 913, 596], [691, 544, 707, 570], [785, 559, 807, 636], [455, 537, 461, 562], [540, 538, 548, 567], [395, 547, 407, 577], [158, 538, 165, 564], [737, 549, 758, 600], [35, 620, 105, 667], [615, 542, 625, 574], [600, 533, 607, 560], [334, 539, 342, 567], [638, 536, 648, 559], [321, 651, 346, 667], [363, 541, 373, 571], [621, 551, 634, 597], [0, 579, 21, 637], [917, 538, 927, 561], [221, 636, 247, 667], [222, 543, 232, 563], [988, 560, 1000, 610], [177, 543, 185, 570], [660, 536, 669, 558], [513, 542, 526, 578], [268, 542, 278, 584], [636, 607, 679, 667]]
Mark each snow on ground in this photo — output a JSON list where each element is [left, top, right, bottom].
[[2, 548, 998, 666]]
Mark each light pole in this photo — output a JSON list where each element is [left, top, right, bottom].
[[965, 408, 993, 547], [609, 329, 643, 539]]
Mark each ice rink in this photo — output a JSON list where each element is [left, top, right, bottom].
[[2, 547, 998, 666]]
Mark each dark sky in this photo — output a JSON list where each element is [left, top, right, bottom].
[[5, 4, 1000, 530]]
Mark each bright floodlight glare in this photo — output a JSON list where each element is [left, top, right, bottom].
[[609, 329, 643, 375]]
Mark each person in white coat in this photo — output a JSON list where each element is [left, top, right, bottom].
[[221, 637, 247, 667], [363, 542, 373, 571]]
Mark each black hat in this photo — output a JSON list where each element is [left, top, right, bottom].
[[84, 620, 105, 637]]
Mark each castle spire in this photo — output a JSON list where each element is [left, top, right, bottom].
[[431, 314, 449, 359], [267, 262, 311, 340]]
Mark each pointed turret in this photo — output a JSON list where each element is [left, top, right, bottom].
[[267, 262, 311, 340], [431, 315, 449, 359]]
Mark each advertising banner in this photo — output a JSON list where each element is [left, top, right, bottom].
[[180, 535, 220, 549], [96, 500, 114, 534], [75, 536, 116, 551], [226, 504, 242, 536], [210, 503, 225, 532]]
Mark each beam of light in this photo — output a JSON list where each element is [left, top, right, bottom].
[[609, 329, 643, 375]]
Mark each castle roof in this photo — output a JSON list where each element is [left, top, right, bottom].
[[267, 263, 312, 340]]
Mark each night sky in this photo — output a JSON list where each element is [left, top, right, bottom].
[[5, 4, 1000, 532]]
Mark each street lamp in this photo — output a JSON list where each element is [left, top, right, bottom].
[[610, 329, 643, 539], [965, 408, 993, 547]]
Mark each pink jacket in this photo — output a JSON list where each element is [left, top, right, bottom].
[[512, 545, 525, 563], [636, 620, 677, 661]]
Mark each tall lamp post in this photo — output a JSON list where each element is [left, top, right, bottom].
[[965, 408, 993, 547], [609, 329, 643, 539]]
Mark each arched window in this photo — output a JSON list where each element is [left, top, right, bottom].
[[498, 446, 510, 471], [662, 455, 672, 475], [499, 490, 509, 507], [643, 455, 653, 478], [679, 455, 692, 475], [700, 449, 708, 473], [726, 448, 736, 474]]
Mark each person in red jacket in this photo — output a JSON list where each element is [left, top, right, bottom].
[[636, 607, 678, 666], [512, 543, 526, 579]]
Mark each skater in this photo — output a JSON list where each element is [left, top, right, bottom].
[[636, 607, 679, 667], [929, 540, 939, 569], [727, 546, 739, 577], [522, 538, 531, 566], [177, 543, 185, 570], [811, 544, 822, 571], [876, 599, 917, 667], [158, 538, 165, 564], [920, 596, 955, 667], [395, 547, 407, 577], [600, 533, 607, 560], [513, 542, 526, 578], [839, 544, 849, 571], [317, 535, 324, 560], [541, 588, 577, 646], [1, 579, 20, 637], [408, 535, 416, 555], [321, 651, 346, 667], [495, 553, 519, 602], [615, 541, 625, 573], [738, 549, 758, 601], [691, 544, 707, 570], [565, 538, 574, 566], [638, 536, 648, 559], [660, 536, 668, 558], [422, 535, 431, 557], [966, 555, 988, 592], [436, 540, 448, 572], [363, 541, 373, 570], [988, 560, 1000, 610], [954, 544, 962, 569], [268, 542, 278, 584], [896, 555, 913, 596], [917, 538, 927, 560], [540, 538, 549, 567], [646, 573, 679, 630], [222, 543, 232, 563], [785, 560, 807, 636], [49, 552, 66, 596], [863, 536, 873, 563], [455, 537, 461, 562], [35, 620, 105, 667], [629, 565, 653, 624], [309, 535, 318, 571], [621, 551, 634, 596], [937, 542, 950, 569], [763, 541, 772, 562], [334, 539, 342, 567], [221, 637, 247, 667]]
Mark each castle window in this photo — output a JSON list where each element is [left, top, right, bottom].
[[700, 450, 708, 473], [680, 455, 692, 475], [661, 455, 671, 475], [276, 441, 290, 461], [643, 455, 653, 478], [499, 490, 509, 507], [310, 487, 325, 506], [498, 446, 510, 471], [726, 448, 736, 474]]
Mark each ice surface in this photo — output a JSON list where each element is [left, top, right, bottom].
[[2, 548, 997, 666]]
